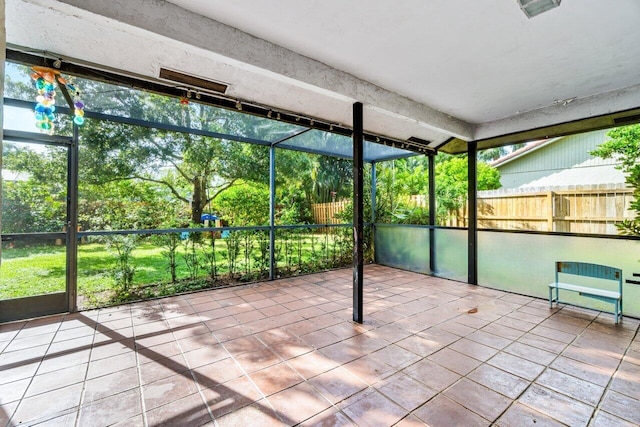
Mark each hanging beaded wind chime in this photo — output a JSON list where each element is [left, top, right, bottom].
[[30, 65, 86, 134]]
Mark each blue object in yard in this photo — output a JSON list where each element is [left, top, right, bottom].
[[200, 214, 218, 222], [180, 232, 190, 240], [221, 230, 230, 238]]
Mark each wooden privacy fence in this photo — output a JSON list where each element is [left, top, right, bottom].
[[311, 185, 635, 235], [447, 185, 635, 234], [311, 200, 349, 231]]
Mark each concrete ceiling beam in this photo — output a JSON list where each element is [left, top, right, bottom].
[[44, 0, 473, 140], [474, 83, 640, 141]]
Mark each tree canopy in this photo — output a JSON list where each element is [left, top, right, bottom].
[[3, 62, 503, 231], [477, 143, 526, 162], [373, 154, 502, 225], [5, 64, 290, 225]]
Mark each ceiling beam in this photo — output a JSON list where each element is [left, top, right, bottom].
[[43, 0, 473, 141], [438, 94, 640, 154], [473, 82, 640, 142]]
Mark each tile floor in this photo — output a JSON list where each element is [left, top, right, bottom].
[[0, 265, 639, 426]]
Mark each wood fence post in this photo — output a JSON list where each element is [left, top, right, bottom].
[[547, 191, 554, 232]]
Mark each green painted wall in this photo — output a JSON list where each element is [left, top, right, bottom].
[[498, 129, 611, 188]]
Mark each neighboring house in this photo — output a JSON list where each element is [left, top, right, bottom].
[[490, 129, 626, 189], [461, 129, 634, 234]]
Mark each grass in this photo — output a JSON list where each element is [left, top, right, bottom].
[[0, 231, 353, 308], [0, 245, 67, 297]]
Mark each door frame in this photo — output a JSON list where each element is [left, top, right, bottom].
[[0, 129, 78, 322]]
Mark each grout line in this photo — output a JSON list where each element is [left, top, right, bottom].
[[73, 311, 101, 427], [482, 322, 570, 422], [4, 315, 67, 427], [493, 305, 619, 426], [587, 318, 640, 426], [395, 295, 574, 424], [170, 299, 217, 427]]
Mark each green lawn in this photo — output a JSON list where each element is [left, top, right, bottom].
[[0, 232, 353, 308], [0, 245, 67, 298], [0, 242, 176, 300]]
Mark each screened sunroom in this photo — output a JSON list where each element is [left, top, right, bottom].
[[1, 1, 639, 426]]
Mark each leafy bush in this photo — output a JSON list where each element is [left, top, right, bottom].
[[213, 182, 269, 226], [435, 155, 501, 224], [278, 186, 312, 225], [2, 181, 66, 233], [79, 180, 186, 231], [391, 206, 431, 224], [104, 234, 139, 295]]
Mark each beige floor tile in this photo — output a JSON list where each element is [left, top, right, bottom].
[[414, 395, 489, 427]]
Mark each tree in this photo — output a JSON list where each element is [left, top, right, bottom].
[[72, 87, 274, 224], [373, 154, 501, 225], [5, 63, 358, 229], [2, 142, 67, 233], [4, 63, 286, 225], [373, 156, 429, 223], [436, 155, 501, 223], [591, 125, 640, 235], [79, 179, 186, 230], [310, 156, 353, 203], [213, 181, 270, 226], [271, 149, 355, 224], [477, 143, 526, 162]]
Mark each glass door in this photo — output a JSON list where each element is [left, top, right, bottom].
[[0, 131, 75, 322]]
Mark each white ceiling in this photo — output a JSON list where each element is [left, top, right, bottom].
[[166, 0, 640, 123], [6, 0, 640, 151]]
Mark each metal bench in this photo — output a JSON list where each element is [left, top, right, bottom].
[[548, 261, 623, 324]]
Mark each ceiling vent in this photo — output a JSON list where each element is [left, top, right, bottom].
[[408, 137, 432, 146], [159, 68, 228, 94], [613, 114, 640, 125]]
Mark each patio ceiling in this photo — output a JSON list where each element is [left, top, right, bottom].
[[5, 0, 640, 153]]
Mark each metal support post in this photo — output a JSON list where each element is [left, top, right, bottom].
[[467, 141, 478, 285], [353, 102, 364, 323], [269, 145, 276, 280], [370, 161, 376, 262], [66, 124, 79, 312], [428, 153, 436, 273], [0, 1, 5, 266]]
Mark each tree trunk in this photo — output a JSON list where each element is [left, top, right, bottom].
[[191, 176, 207, 224]]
